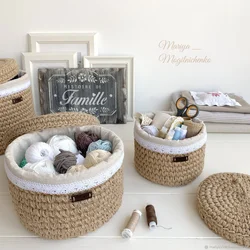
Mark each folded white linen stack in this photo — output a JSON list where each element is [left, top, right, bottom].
[[170, 91, 250, 133]]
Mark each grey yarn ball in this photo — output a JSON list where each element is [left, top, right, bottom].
[[54, 149, 77, 174]]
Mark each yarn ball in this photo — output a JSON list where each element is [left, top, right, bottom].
[[54, 149, 77, 174], [19, 158, 27, 168], [142, 125, 159, 137], [23, 160, 56, 175], [25, 142, 54, 163], [84, 149, 111, 169], [75, 131, 99, 157], [76, 153, 85, 165], [86, 140, 112, 154], [47, 135, 78, 156], [67, 165, 87, 174]]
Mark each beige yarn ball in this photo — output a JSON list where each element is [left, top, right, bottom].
[[84, 150, 111, 169], [67, 165, 87, 174]]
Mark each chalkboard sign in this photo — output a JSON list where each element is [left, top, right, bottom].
[[38, 68, 127, 124]]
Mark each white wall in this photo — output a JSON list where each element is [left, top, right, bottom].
[[1, 0, 250, 112]]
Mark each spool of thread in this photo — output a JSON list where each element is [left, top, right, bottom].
[[47, 135, 78, 156], [84, 149, 111, 169], [146, 205, 158, 230], [75, 131, 99, 157], [142, 125, 159, 137], [23, 160, 56, 175], [67, 164, 87, 174], [25, 142, 54, 163], [87, 140, 112, 154], [54, 149, 77, 174], [121, 210, 142, 239]]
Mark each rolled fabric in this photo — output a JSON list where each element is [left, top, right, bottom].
[[135, 112, 153, 126], [23, 160, 56, 175], [84, 149, 111, 169], [151, 112, 171, 129], [142, 125, 159, 137], [67, 164, 88, 174], [87, 140, 112, 154], [25, 142, 54, 163], [47, 135, 78, 156]]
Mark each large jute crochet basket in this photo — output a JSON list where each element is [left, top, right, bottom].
[[0, 71, 35, 154], [4, 112, 124, 240], [134, 114, 207, 186], [197, 173, 250, 247]]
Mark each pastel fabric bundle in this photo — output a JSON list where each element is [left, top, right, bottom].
[[171, 91, 250, 133], [151, 112, 171, 129]]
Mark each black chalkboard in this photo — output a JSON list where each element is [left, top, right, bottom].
[[38, 68, 127, 124]]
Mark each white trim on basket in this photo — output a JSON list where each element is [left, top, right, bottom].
[[83, 56, 134, 122], [0, 75, 30, 97], [21, 52, 78, 115], [134, 131, 207, 154], [5, 153, 123, 195]]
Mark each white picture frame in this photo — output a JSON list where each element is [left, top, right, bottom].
[[22, 52, 78, 115], [28, 33, 98, 66], [83, 56, 134, 122]]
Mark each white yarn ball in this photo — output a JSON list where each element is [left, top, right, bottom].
[[23, 160, 57, 175], [25, 142, 54, 163], [67, 165, 87, 174], [76, 154, 85, 165], [47, 135, 78, 156]]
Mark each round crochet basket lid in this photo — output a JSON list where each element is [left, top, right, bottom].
[[197, 173, 250, 247], [0, 58, 19, 84]]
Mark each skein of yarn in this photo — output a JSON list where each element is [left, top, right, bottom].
[[67, 164, 87, 174], [75, 131, 99, 157], [23, 160, 56, 175], [47, 135, 78, 156], [54, 149, 77, 174], [84, 149, 111, 169], [87, 140, 112, 154], [25, 142, 54, 163]]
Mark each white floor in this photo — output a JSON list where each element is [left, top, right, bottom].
[[0, 122, 250, 250]]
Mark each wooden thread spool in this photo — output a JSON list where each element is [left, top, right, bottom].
[[121, 210, 142, 239], [146, 204, 157, 230]]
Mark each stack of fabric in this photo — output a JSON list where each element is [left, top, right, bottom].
[[170, 91, 250, 133]]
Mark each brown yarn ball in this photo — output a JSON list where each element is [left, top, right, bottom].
[[54, 149, 77, 174], [75, 131, 99, 157]]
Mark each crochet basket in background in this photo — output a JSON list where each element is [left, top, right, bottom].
[[4, 112, 124, 240], [197, 173, 250, 247], [134, 115, 207, 186], [0, 72, 35, 155]]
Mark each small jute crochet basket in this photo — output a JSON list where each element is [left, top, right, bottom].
[[0, 71, 35, 155], [134, 114, 207, 186], [0, 58, 19, 84], [4, 112, 124, 240], [197, 173, 250, 247]]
